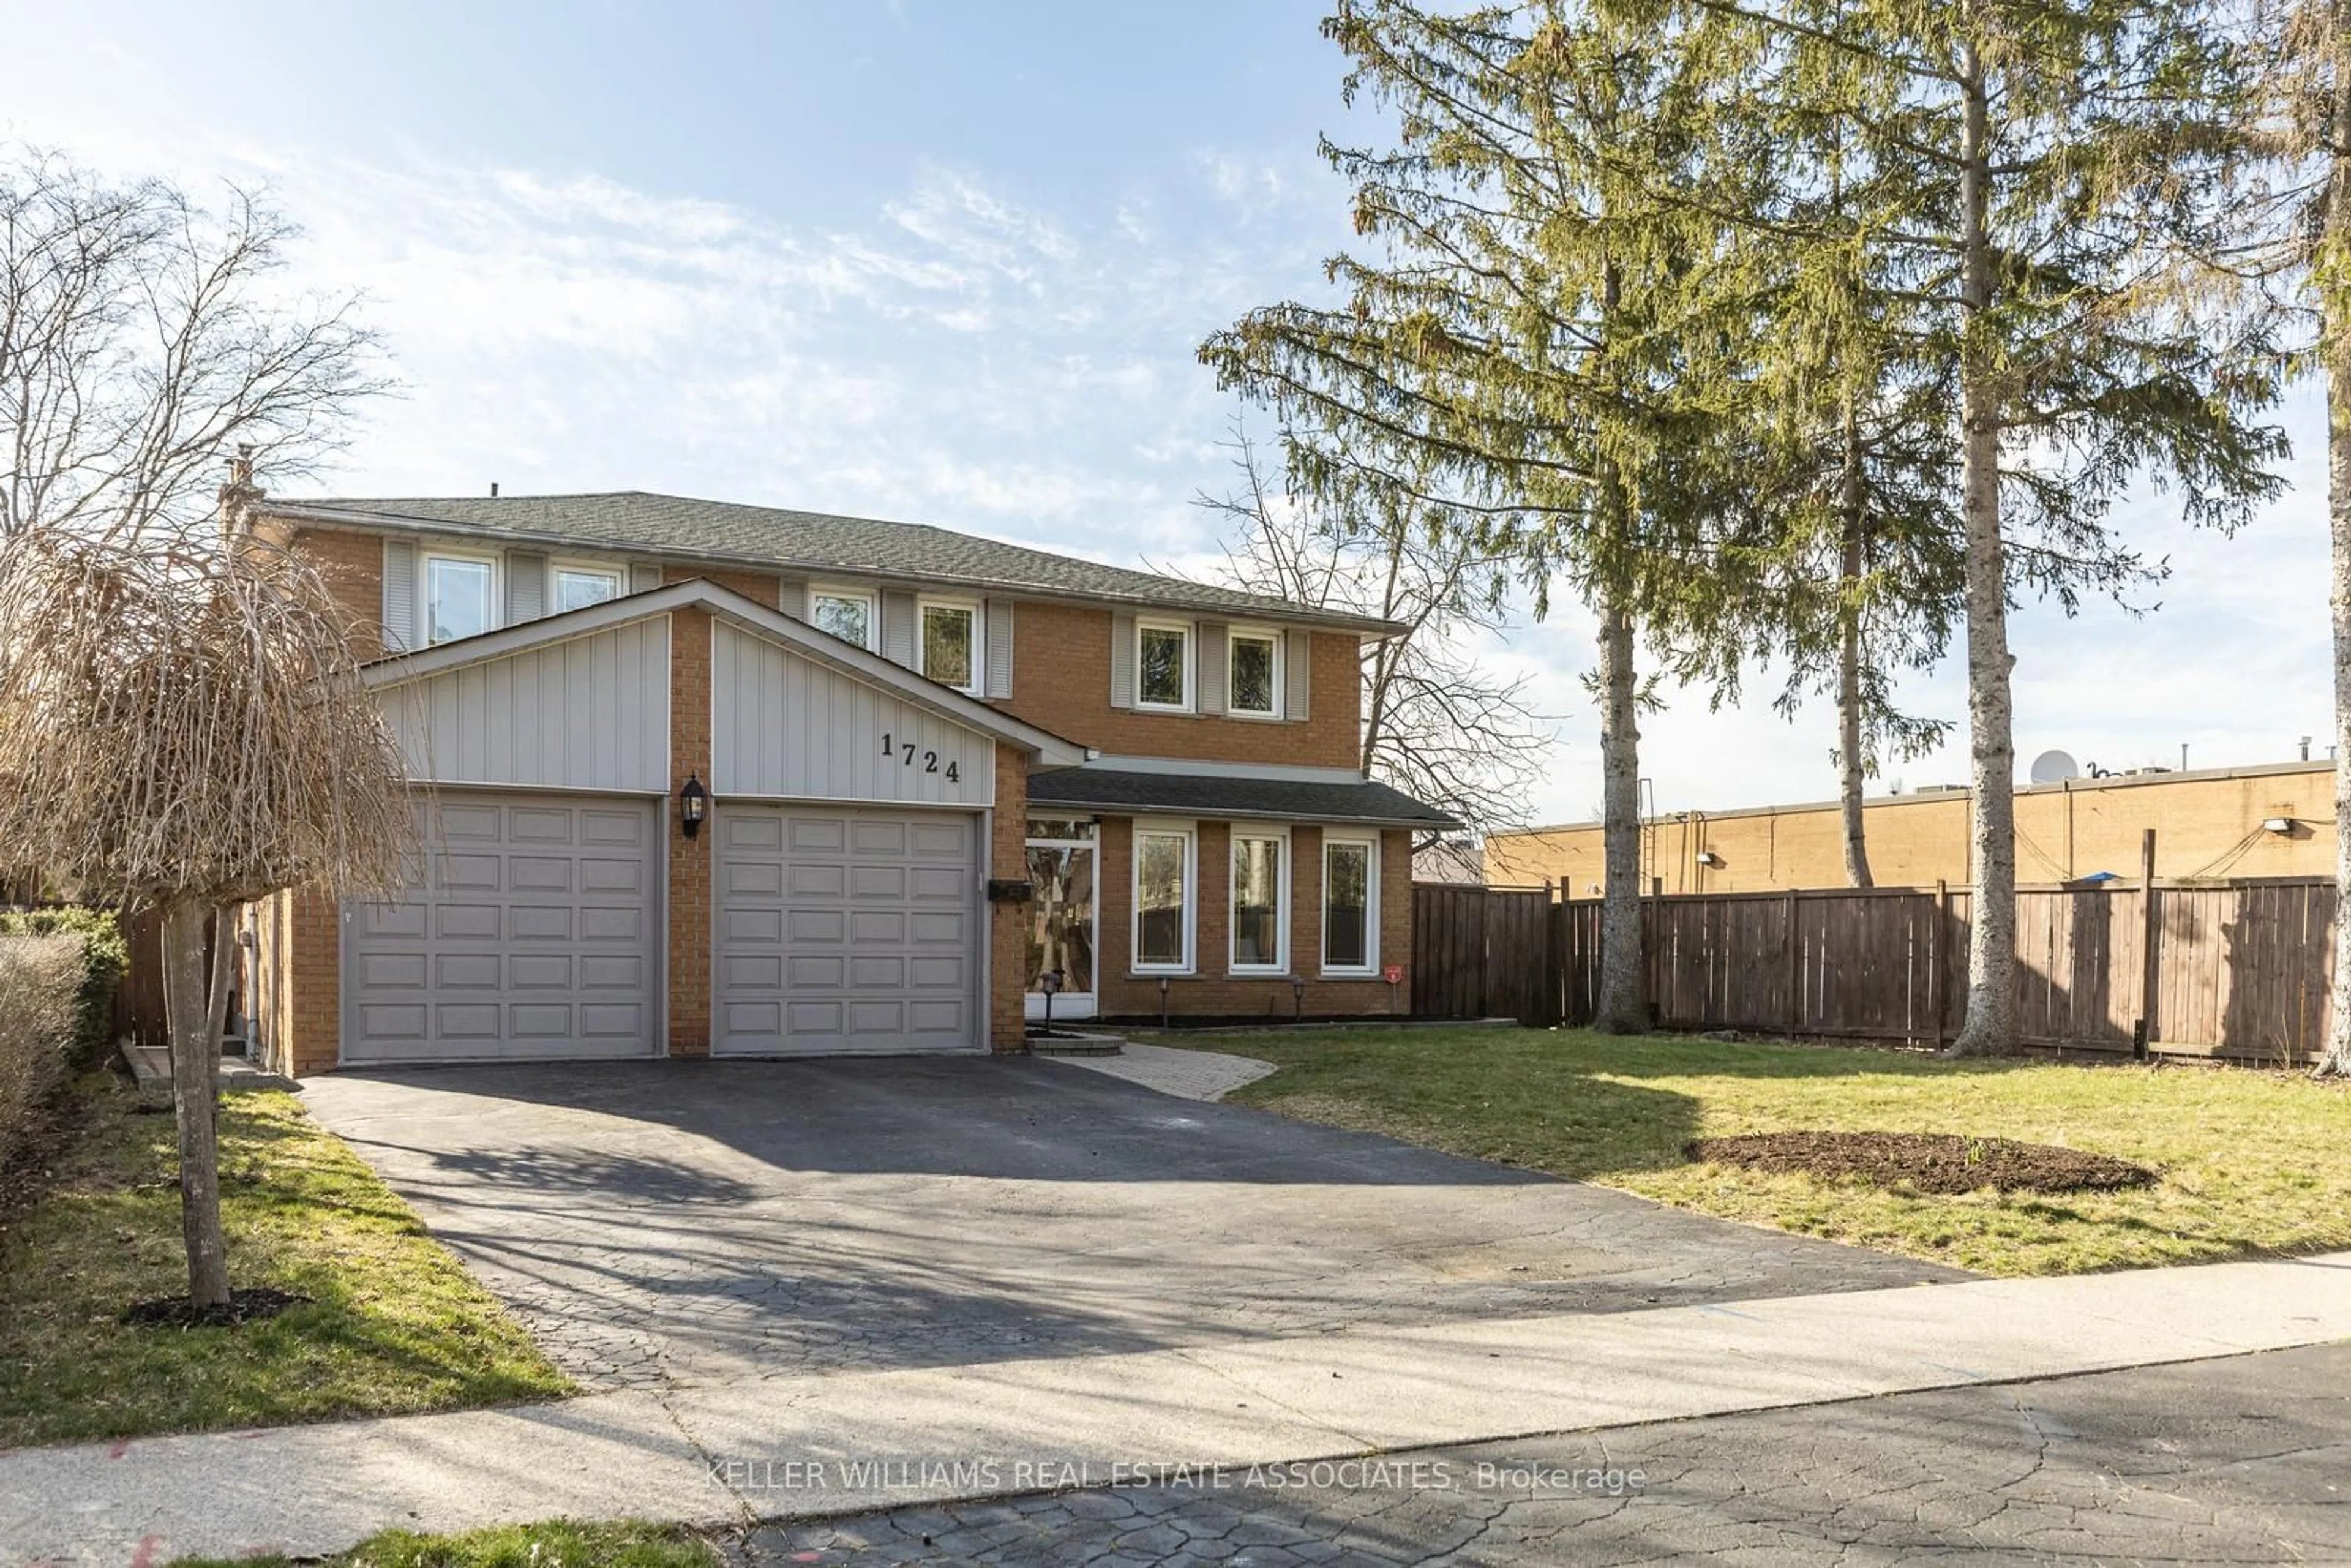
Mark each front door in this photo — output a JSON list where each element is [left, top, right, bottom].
[[1024, 818, 1097, 1021]]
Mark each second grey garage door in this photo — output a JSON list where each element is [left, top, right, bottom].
[[342, 791, 662, 1063], [714, 805, 980, 1056]]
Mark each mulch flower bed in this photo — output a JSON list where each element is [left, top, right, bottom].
[[120, 1286, 311, 1329], [1689, 1131, 2156, 1195]]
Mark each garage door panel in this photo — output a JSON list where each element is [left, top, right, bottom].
[[789, 817, 847, 853], [717, 803, 978, 1057], [438, 903, 503, 939], [509, 808, 575, 844], [358, 902, 427, 939], [343, 792, 660, 1064], [435, 953, 501, 989], [437, 852, 502, 891]]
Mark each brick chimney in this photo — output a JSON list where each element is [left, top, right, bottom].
[[217, 443, 265, 535]]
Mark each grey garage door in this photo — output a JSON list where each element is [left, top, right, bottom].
[[714, 805, 980, 1056], [342, 791, 662, 1063]]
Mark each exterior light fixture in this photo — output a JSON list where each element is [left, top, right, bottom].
[[1039, 969, 1062, 1029], [680, 775, 708, 838], [1292, 973, 1307, 1024], [1695, 850, 1722, 866], [2262, 817, 2294, 835]]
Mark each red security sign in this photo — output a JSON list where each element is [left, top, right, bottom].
[[1382, 963, 1403, 985]]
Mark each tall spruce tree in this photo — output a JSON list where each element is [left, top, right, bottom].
[[1202, 0, 1755, 1032], [1662, 0, 2285, 1053]]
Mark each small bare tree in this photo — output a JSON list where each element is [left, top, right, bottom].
[[0, 521, 411, 1308], [1193, 427, 1557, 842], [0, 144, 385, 542]]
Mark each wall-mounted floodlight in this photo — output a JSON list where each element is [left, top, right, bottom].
[[2262, 817, 2294, 835]]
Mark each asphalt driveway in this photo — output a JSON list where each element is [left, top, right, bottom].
[[301, 1057, 1960, 1392]]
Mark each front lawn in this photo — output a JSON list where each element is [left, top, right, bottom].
[[0, 1072, 569, 1449], [173, 1520, 714, 1568], [1199, 1026, 2351, 1275]]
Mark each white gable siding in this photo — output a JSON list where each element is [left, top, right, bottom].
[[379, 618, 670, 793], [712, 622, 995, 807]]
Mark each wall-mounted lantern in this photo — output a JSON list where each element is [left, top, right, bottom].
[[680, 775, 708, 839]]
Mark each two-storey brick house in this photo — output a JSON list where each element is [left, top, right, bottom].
[[234, 490, 1455, 1075]]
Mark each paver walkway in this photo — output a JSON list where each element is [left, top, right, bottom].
[[1039, 1040, 1276, 1100], [7, 1253, 2348, 1566]]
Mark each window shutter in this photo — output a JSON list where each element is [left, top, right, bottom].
[[882, 590, 917, 667], [1285, 630, 1313, 720], [984, 598, 1014, 698], [1197, 621, 1228, 715], [1109, 612, 1137, 708], [629, 562, 664, 595], [777, 577, 808, 620], [505, 551, 546, 624], [381, 539, 417, 653]]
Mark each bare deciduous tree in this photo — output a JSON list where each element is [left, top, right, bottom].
[[0, 512, 412, 1310], [0, 144, 386, 542], [1193, 428, 1558, 843]]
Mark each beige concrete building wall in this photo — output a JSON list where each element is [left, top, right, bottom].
[[1485, 762, 2333, 893]]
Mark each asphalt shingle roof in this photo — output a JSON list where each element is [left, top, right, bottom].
[[278, 491, 1400, 633], [1027, 767, 1462, 830]]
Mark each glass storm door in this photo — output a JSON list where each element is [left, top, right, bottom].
[[1024, 820, 1097, 1021]]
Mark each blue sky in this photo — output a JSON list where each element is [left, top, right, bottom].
[[5, 1, 2333, 831]]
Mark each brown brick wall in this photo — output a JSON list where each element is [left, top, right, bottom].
[[989, 743, 1030, 1052], [666, 565, 780, 610], [1091, 817, 1409, 1022], [287, 525, 390, 662], [261, 883, 343, 1076], [997, 602, 1363, 768], [667, 607, 713, 1056]]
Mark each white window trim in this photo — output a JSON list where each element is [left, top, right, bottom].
[[917, 593, 983, 696], [1130, 819, 1197, 975], [550, 558, 624, 613], [1226, 625, 1284, 719], [1134, 617, 1195, 713], [419, 548, 500, 646], [1229, 825, 1290, 975], [1320, 831, 1381, 977], [809, 582, 880, 652]]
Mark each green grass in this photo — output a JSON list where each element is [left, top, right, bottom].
[[1191, 1026, 2351, 1275], [0, 1072, 570, 1449], [171, 1518, 715, 1568]]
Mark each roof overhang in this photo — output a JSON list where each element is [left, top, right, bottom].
[[269, 501, 1409, 639], [363, 578, 1092, 767], [1028, 766, 1464, 832]]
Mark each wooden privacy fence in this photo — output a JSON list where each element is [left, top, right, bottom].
[[1412, 874, 2335, 1063]]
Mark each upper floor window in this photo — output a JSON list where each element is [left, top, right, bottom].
[[424, 553, 494, 645], [1229, 629, 1280, 716], [1137, 620, 1191, 710], [553, 564, 621, 613], [920, 598, 979, 694], [812, 586, 877, 651]]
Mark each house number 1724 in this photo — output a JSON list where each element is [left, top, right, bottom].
[[879, 732, 959, 783]]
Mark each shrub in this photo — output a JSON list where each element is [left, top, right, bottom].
[[0, 934, 86, 1172], [0, 907, 127, 1068]]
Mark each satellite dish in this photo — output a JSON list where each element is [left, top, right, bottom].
[[2029, 749, 2080, 785]]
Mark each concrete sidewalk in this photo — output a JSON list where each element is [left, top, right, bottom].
[[10, 1253, 2350, 1566]]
